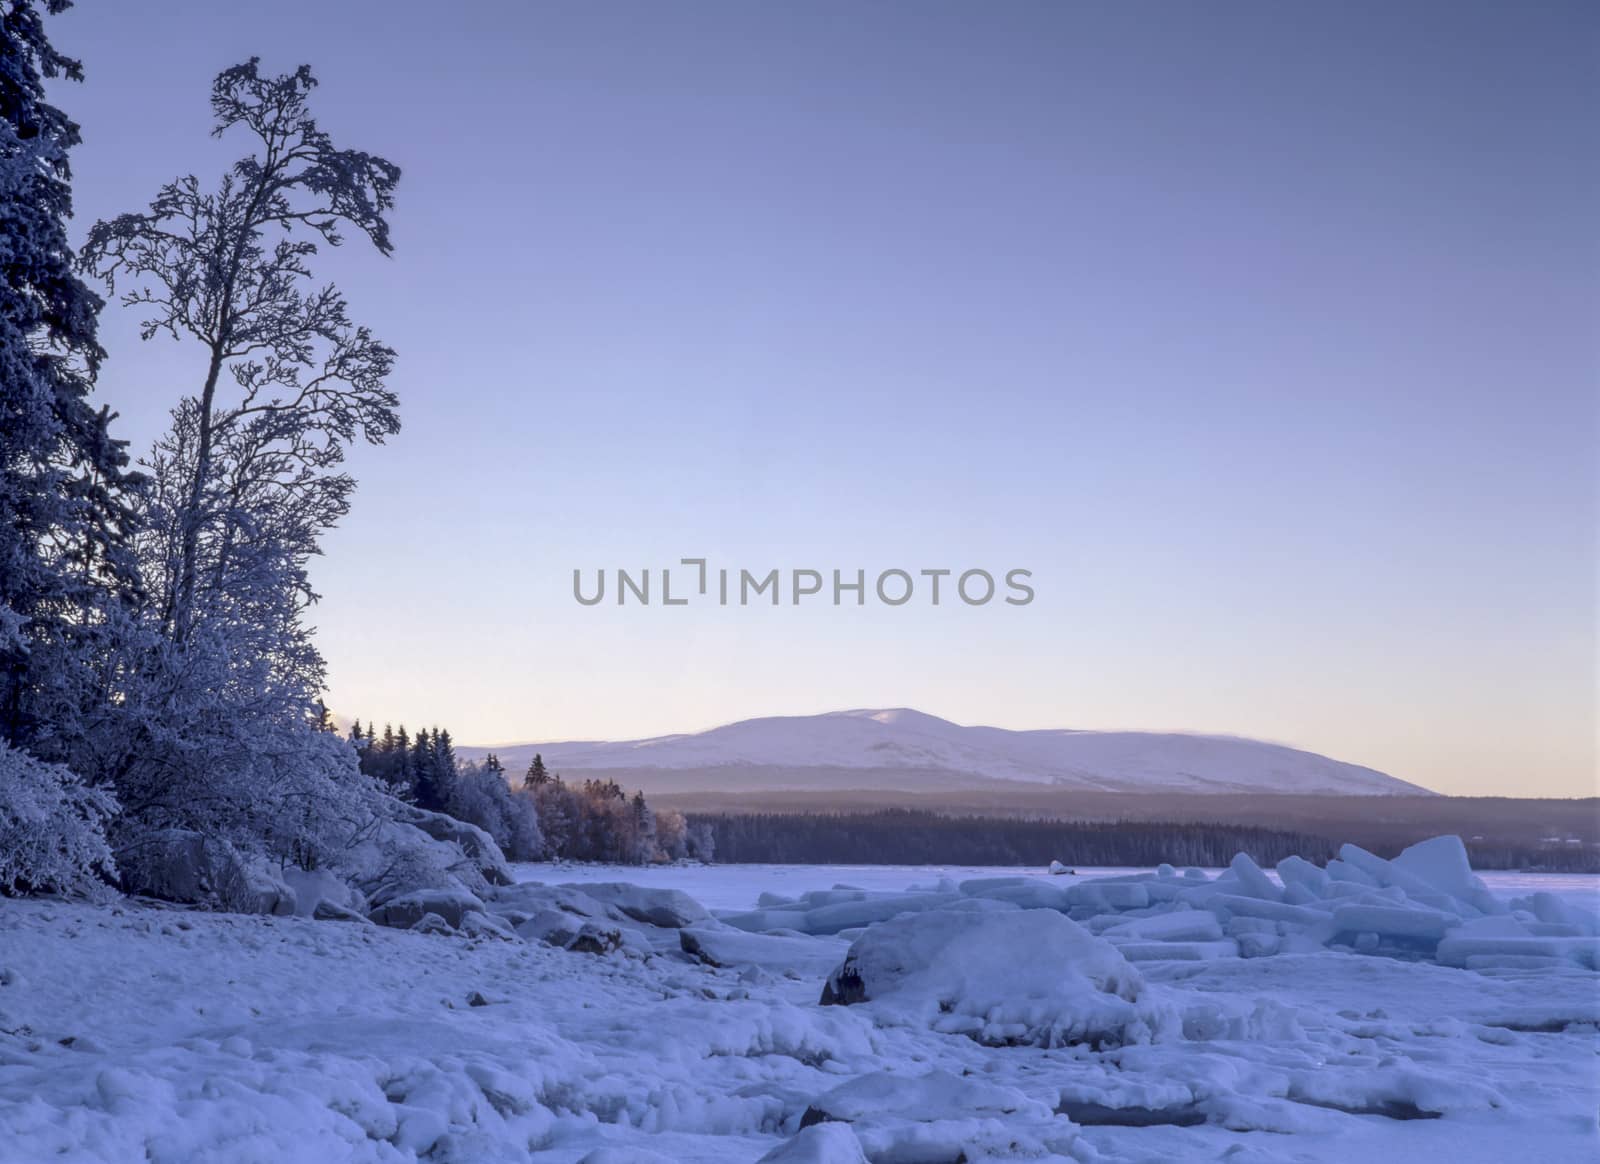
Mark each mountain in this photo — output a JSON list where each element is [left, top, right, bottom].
[[462, 708, 1432, 796]]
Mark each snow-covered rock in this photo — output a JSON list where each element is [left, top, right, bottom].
[[368, 887, 486, 931], [514, 907, 584, 947], [282, 866, 367, 918], [562, 881, 711, 928], [394, 805, 514, 886], [117, 829, 295, 915], [821, 907, 1156, 1047]]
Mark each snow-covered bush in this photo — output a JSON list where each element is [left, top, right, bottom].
[[116, 827, 296, 914], [77, 614, 389, 876], [448, 762, 543, 861], [0, 740, 118, 895]]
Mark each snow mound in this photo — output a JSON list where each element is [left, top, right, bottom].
[[820, 908, 1157, 1048]]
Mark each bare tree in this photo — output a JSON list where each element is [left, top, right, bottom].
[[82, 59, 401, 643]]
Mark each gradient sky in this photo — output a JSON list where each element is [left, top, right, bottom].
[[48, 1, 1597, 796]]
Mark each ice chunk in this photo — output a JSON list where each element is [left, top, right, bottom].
[[719, 907, 812, 932], [802, 1069, 1045, 1125], [1228, 853, 1282, 901], [800, 893, 991, 936], [1103, 910, 1225, 943], [1325, 859, 1379, 886], [1389, 835, 1475, 896], [1437, 933, 1600, 970], [758, 1124, 869, 1163], [1522, 891, 1600, 937], [1068, 881, 1150, 911], [1207, 894, 1329, 927], [1276, 855, 1330, 895], [1329, 904, 1458, 946], [1117, 940, 1240, 962], [679, 925, 846, 976], [959, 879, 1073, 911]]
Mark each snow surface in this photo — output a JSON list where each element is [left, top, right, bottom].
[[466, 708, 1428, 795], [1, 848, 1596, 1162]]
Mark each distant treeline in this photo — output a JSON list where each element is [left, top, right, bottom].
[[692, 810, 1600, 872], [695, 811, 1338, 868]]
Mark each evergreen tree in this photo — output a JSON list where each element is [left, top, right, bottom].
[[0, 0, 138, 754], [394, 724, 411, 794], [523, 752, 548, 788], [630, 790, 656, 864], [414, 727, 456, 812], [408, 727, 432, 804]]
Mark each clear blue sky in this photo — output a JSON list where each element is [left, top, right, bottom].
[[51, 1, 1596, 795]]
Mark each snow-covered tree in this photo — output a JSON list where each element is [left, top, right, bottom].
[[74, 605, 384, 871], [82, 58, 401, 647], [69, 60, 403, 871], [654, 807, 689, 860], [0, 737, 117, 895], [447, 759, 542, 862], [531, 776, 575, 857], [0, 0, 138, 755]]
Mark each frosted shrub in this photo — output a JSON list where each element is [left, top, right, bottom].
[[449, 762, 543, 861], [0, 741, 119, 895]]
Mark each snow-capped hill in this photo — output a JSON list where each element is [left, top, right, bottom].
[[469, 709, 1431, 796]]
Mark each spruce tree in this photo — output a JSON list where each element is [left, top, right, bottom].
[[410, 727, 451, 812], [524, 752, 548, 789], [408, 728, 431, 805], [0, 0, 138, 752]]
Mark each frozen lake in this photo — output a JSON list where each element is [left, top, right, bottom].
[[523, 859, 1600, 913]]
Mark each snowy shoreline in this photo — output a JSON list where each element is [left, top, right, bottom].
[[2, 842, 1597, 1163]]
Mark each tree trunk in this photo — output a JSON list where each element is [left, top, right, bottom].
[[168, 340, 225, 642]]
